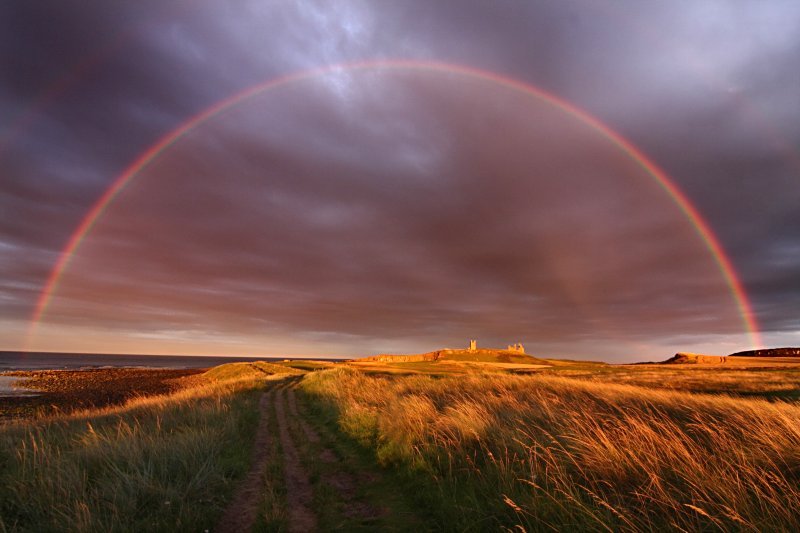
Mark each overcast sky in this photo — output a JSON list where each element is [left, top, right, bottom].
[[1, 1, 798, 361]]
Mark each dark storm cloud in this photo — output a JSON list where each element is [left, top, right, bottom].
[[1, 1, 799, 358], [42, 73, 745, 356]]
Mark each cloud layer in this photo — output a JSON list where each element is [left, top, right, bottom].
[[2, 1, 798, 360]]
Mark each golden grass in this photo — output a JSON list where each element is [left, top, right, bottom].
[[301, 367, 800, 531], [556, 365, 800, 398]]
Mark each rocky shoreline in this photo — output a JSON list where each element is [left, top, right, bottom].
[[0, 367, 204, 420]]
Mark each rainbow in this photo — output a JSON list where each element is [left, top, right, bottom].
[[25, 59, 763, 348]]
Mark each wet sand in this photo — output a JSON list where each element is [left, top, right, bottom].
[[0, 375, 38, 397], [0, 367, 204, 420]]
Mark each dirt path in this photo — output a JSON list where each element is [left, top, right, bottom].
[[217, 377, 403, 532], [274, 385, 318, 532], [288, 387, 385, 522], [275, 389, 317, 532], [216, 380, 318, 533], [216, 390, 275, 533]]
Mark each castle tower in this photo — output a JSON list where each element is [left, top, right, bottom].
[[469, 339, 477, 351]]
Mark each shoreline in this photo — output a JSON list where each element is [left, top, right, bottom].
[[0, 367, 205, 420], [0, 375, 39, 398]]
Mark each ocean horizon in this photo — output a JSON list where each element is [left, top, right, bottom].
[[0, 351, 341, 371]]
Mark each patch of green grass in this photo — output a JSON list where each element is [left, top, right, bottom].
[[275, 360, 334, 372]]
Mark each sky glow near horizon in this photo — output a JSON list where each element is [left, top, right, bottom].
[[1, 1, 799, 362]]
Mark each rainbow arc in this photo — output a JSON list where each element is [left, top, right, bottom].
[[26, 60, 762, 349]]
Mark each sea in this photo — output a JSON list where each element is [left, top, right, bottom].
[[0, 351, 312, 372]]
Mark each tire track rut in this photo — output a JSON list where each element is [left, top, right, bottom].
[[275, 384, 318, 532], [217, 378, 392, 532], [216, 390, 274, 533], [289, 387, 384, 522]]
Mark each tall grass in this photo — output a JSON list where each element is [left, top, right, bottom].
[[0, 371, 272, 532], [301, 368, 800, 531]]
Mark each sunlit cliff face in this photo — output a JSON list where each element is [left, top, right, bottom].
[[32, 69, 749, 360]]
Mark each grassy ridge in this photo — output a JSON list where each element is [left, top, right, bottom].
[[437, 349, 544, 364], [202, 361, 301, 381], [301, 367, 800, 531], [0, 366, 279, 532]]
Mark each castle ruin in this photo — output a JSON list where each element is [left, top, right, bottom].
[[507, 343, 525, 354], [466, 339, 525, 354]]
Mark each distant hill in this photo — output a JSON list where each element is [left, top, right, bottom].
[[360, 348, 547, 365], [728, 347, 800, 357], [662, 352, 728, 364], [662, 349, 800, 366]]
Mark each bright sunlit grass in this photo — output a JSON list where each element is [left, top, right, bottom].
[[301, 367, 800, 531]]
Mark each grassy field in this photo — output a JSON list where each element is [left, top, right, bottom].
[[549, 364, 800, 400], [2, 357, 800, 531], [301, 365, 800, 531]]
